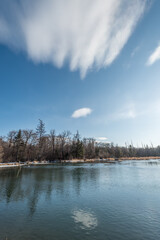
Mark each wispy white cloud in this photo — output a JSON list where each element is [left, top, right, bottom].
[[95, 137, 109, 143], [0, 0, 147, 77], [131, 46, 140, 58], [111, 103, 137, 121], [97, 137, 108, 141], [72, 108, 92, 119], [147, 44, 160, 66], [111, 99, 160, 122]]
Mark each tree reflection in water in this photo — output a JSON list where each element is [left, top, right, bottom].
[[0, 164, 100, 216]]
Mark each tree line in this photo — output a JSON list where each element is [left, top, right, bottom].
[[0, 119, 160, 163]]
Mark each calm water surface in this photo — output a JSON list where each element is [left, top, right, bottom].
[[0, 160, 160, 240]]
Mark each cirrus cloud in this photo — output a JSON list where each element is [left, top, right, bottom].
[[0, 0, 147, 78], [95, 137, 109, 143], [72, 108, 92, 118], [147, 44, 160, 66]]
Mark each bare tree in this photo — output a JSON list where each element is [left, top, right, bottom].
[[0, 138, 4, 162]]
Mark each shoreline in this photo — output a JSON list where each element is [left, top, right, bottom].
[[1, 157, 160, 169]]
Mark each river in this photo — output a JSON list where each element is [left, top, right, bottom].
[[0, 160, 160, 240]]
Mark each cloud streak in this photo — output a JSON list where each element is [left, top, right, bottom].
[[72, 108, 92, 118], [0, 0, 147, 77], [95, 137, 109, 143], [110, 103, 137, 121], [147, 44, 160, 66]]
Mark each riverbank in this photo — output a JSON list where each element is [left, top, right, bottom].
[[0, 161, 51, 168], [0, 163, 26, 168], [61, 156, 160, 163], [1, 156, 160, 169]]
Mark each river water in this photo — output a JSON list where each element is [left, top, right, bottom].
[[0, 160, 160, 240]]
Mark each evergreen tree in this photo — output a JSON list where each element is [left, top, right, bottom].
[[36, 119, 46, 140], [115, 146, 122, 159], [36, 119, 46, 160], [15, 130, 24, 161], [72, 131, 84, 159]]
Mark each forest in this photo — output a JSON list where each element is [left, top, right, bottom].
[[0, 119, 160, 163]]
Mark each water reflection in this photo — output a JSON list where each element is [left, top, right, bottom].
[[145, 160, 160, 166], [124, 159, 160, 167], [1, 161, 160, 240], [0, 165, 100, 216], [72, 209, 98, 230]]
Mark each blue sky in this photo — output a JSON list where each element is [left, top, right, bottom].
[[0, 0, 160, 146]]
